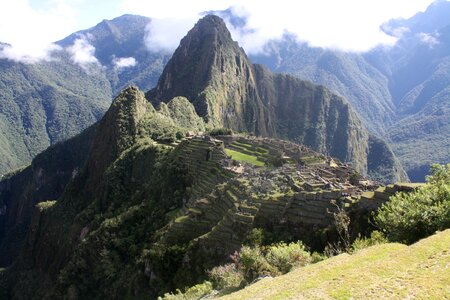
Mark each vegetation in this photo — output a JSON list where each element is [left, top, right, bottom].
[[36, 200, 57, 212], [375, 163, 450, 243], [208, 127, 233, 136], [224, 149, 265, 167], [222, 229, 450, 300], [162, 281, 213, 300], [0, 14, 170, 176], [162, 241, 312, 299]]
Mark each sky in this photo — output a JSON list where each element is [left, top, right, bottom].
[[0, 0, 440, 63]]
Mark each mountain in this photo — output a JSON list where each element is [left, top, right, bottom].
[[147, 15, 406, 182], [0, 55, 111, 175], [366, 1, 450, 181], [249, 35, 395, 135], [242, 1, 450, 181], [0, 15, 408, 299], [0, 15, 170, 176], [56, 14, 170, 94]]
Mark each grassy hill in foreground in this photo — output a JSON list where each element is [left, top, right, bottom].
[[222, 229, 450, 300]]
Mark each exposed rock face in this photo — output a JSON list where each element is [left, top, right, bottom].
[[147, 15, 406, 182]]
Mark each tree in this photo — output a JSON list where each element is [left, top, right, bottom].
[[374, 164, 450, 243]]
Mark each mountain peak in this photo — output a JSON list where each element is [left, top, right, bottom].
[[177, 14, 236, 55], [193, 14, 231, 36], [146, 14, 250, 124]]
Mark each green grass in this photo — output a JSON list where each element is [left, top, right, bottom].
[[225, 149, 265, 167], [222, 229, 450, 300]]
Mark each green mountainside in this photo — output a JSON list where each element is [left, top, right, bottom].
[[56, 14, 170, 94], [250, 36, 395, 135], [0, 56, 111, 174], [0, 15, 170, 176]]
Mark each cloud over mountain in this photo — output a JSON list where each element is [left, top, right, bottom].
[[113, 56, 137, 69], [66, 36, 99, 68], [0, 0, 78, 63], [122, 0, 436, 53]]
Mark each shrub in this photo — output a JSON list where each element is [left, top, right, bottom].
[[350, 231, 388, 253], [161, 281, 213, 300], [36, 200, 57, 212], [208, 127, 232, 136], [208, 263, 243, 290], [374, 164, 450, 243], [238, 246, 278, 281], [265, 242, 311, 274], [244, 228, 264, 247]]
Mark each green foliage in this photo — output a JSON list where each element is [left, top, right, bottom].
[[350, 231, 388, 253], [139, 98, 205, 144], [208, 127, 233, 136], [265, 242, 311, 274], [238, 246, 278, 281], [244, 228, 264, 247], [36, 200, 57, 212], [205, 241, 312, 292], [208, 264, 244, 290], [162, 281, 213, 300], [374, 163, 450, 243]]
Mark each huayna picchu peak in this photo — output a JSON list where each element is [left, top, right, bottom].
[[2, 13, 445, 300]]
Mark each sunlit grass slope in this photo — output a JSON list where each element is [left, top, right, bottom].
[[222, 229, 450, 300]]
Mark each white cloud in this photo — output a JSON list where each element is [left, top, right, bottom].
[[0, 43, 61, 63], [119, 0, 435, 53], [0, 0, 440, 63], [418, 32, 440, 46], [66, 36, 99, 67], [0, 0, 80, 63], [113, 56, 137, 69], [145, 18, 197, 52]]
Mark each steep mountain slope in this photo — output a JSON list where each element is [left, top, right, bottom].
[[365, 1, 450, 181], [57, 14, 170, 94], [0, 124, 97, 267], [147, 15, 406, 182], [0, 15, 170, 176], [250, 36, 395, 135], [223, 229, 450, 300], [0, 56, 111, 175]]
